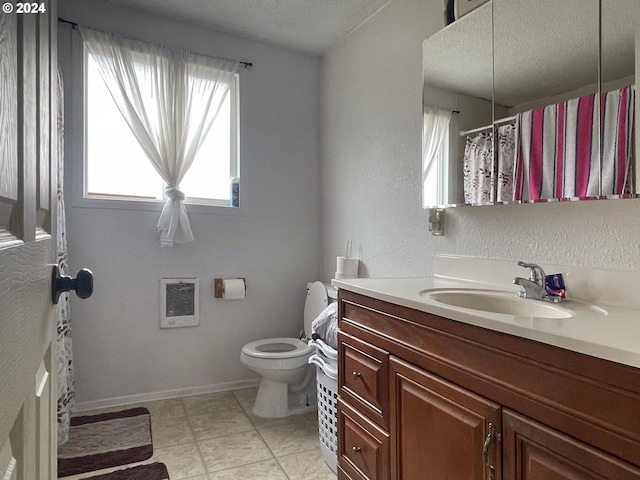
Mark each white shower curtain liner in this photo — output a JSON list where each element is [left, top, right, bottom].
[[463, 131, 494, 204], [80, 27, 239, 246], [56, 67, 74, 444]]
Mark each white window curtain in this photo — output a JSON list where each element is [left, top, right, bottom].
[[423, 107, 452, 206], [79, 26, 239, 247]]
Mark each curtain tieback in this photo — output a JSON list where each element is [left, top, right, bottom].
[[165, 186, 185, 201]]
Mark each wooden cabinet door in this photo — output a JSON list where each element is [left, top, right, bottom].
[[503, 410, 640, 480], [390, 357, 501, 480]]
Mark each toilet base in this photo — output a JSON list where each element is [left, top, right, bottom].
[[252, 377, 317, 418]]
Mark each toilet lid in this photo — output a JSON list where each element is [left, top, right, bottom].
[[304, 281, 328, 337]]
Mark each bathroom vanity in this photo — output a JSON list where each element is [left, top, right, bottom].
[[332, 258, 640, 480]]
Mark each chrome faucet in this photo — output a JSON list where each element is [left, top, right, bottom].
[[513, 261, 562, 303]]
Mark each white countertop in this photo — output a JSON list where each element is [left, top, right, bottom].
[[331, 275, 640, 369]]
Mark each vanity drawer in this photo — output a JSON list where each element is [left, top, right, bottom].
[[338, 465, 353, 480], [337, 465, 354, 480], [338, 399, 390, 480], [339, 332, 389, 428]]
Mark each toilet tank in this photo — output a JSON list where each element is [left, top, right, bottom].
[[303, 281, 330, 338]]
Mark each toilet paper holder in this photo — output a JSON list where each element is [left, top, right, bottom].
[[214, 278, 247, 298]]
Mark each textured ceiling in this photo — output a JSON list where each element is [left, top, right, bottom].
[[109, 0, 392, 55]]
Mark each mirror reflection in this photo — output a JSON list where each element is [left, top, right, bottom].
[[494, 0, 600, 203], [601, 0, 639, 198], [422, 2, 493, 207], [422, 0, 638, 208]]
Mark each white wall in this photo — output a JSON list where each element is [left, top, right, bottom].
[[58, 0, 322, 406], [322, 0, 438, 279], [322, 0, 640, 281]]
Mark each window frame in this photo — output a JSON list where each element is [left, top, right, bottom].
[[74, 40, 243, 215]]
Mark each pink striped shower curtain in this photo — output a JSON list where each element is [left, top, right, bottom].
[[513, 85, 635, 201]]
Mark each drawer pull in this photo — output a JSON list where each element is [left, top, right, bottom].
[[482, 423, 496, 480], [352, 446, 362, 453], [352, 371, 362, 379]]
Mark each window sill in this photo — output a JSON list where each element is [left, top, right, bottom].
[[71, 195, 246, 216]]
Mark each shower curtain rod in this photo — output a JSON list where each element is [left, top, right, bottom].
[[459, 115, 516, 137], [57, 17, 254, 68]]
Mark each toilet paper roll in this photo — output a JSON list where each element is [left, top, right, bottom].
[[223, 279, 246, 299], [336, 256, 359, 276]]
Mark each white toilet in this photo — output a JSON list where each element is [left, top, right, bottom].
[[240, 281, 333, 417]]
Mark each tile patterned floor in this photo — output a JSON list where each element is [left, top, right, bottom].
[[61, 387, 337, 480]]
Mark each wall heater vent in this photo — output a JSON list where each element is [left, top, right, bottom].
[[160, 278, 199, 328]]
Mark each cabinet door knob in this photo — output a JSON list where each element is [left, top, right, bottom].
[[352, 446, 362, 453], [352, 371, 362, 379]]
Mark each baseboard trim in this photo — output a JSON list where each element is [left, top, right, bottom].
[[74, 378, 261, 412]]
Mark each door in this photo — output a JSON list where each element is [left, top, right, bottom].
[[390, 357, 501, 480], [0, 2, 59, 478], [503, 410, 640, 480]]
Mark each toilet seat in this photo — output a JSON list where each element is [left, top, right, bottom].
[[242, 337, 313, 360]]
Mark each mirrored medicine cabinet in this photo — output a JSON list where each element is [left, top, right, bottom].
[[422, 0, 639, 208]]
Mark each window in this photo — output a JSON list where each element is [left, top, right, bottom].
[[422, 108, 452, 207], [84, 49, 239, 207]]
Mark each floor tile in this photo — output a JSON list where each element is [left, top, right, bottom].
[[152, 442, 206, 479], [207, 459, 288, 479], [143, 398, 187, 420], [188, 407, 254, 440], [152, 416, 195, 448], [259, 420, 321, 457], [183, 392, 239, 416], [304, 409, 320, 426], [278, 448, 337, 480], [245, 406, 311, 430], [232, 386, 258, 409], [198, 431, 273, 473]]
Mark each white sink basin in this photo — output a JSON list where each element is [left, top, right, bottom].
[[420, 288, 573, 319]]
